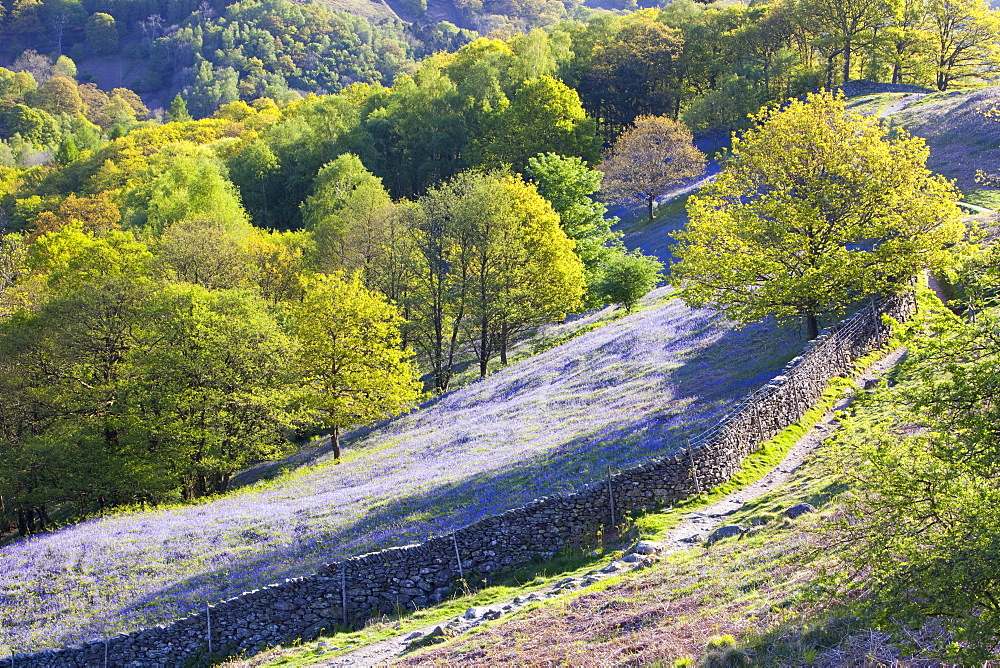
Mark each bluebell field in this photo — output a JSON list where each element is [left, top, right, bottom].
[[0, 288, 803, 652]]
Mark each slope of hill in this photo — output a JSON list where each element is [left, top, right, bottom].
[[0, 288, 804, 653]]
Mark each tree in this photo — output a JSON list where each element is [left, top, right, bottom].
[[154, 217, 252, 290], [0, 67, 37, 104], [670, 91, 964, 339], [35, 76, 84, 116], [469, 75, 601, 171], [122, 144, 251, 235], [462, 174, 585, 375], [526, 152, 620, 272], [55, 134, 78, 166], [801, 0, 887, 82], [406, 170, 584, 387], [11, 49, 52, 84], [300, 154, 393, 274], [85, 12, 118, 55], [579, 11, 685, 137], [600, 114, 706, 221], [166, 94, 192, 123], [832, 260, 1000, 661], [135, 285, 296, 498], [287, 273, 421, 460], [592, 249, 663, 312], [0, 104, 59, 145], [928, 0, 1000, 90], [0, 227, 163, 520]]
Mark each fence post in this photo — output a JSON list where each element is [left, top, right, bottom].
[[452, 533, 464, 579], [341, 565, 348, 628], [606, 464, 616, 530], [687, 441, 702, 495]]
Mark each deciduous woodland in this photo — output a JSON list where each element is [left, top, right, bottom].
[[2, 0, 1000, 660]]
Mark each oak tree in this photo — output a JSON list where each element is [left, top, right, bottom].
[[670, 91, 965, 339], [600, 114, 706, 221], [287, 273, 421, 460]]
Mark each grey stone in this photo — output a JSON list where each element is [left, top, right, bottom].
[[785, 503, 816, 519], [632, 540, 664, 555], [707, 525, 745, 545]]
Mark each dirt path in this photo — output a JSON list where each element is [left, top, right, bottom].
[[880, 93, 926, 117], [294, 348, 909, 667], [665, 346, 907, 548]]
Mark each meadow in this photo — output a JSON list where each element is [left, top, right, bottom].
[[0, 288, 804, 653]]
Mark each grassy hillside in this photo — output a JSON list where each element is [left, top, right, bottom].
[[881, 86, 1000, 201], [0, 287, 805, 653], [325, 330, 947, 666]]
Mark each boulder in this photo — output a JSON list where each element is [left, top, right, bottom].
[[785, 503, 816, 519], [706, 525, 744, 545], [633, 540, 665, 555]]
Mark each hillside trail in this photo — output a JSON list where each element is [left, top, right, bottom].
[[879, 93, 926, 117], [285, 346, 909, 668]]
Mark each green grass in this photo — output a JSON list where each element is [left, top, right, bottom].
[[844, 92, 907, 116], [962, 188, 1000, 210], [229, 548, 620, 667]]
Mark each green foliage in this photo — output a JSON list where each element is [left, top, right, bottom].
[[470, 75, 600, 171], [407, 170, 585, 388], [135, 284, 298, 499], [287, 272, 421, 459], [526, 151, 620, 271], [165, 94, 192, 123], [0, 103, 58, 145], [84, 12, 118, 55], [121, 143, 251, 235], [592, 248, 663, 312], [671, 91, 964, 338], [578, 11, 685, 137], [830, 279, 1000, 661], [301, 153, 392, 274], [703, 634, 751, 667], [54, 134, 78, 165]]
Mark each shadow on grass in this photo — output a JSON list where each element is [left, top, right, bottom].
[[93, 320, 811, 643]]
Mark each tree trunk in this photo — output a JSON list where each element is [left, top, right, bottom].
[[479, 311, 489, 378], [500, 322, 510, 366], [332, 425, 342, 460], [647, 195, 655, 221], [806, 313, 819, 340], [17, 508, 28, 537], [37, 505, 50, 531], [843, 41, 852, 83]]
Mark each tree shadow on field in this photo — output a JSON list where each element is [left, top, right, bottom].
[[94, 317, 809, 646], [663, 315, 804, 418]]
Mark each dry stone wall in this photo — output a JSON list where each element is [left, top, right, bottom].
[[8, 292, 917, 667]]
